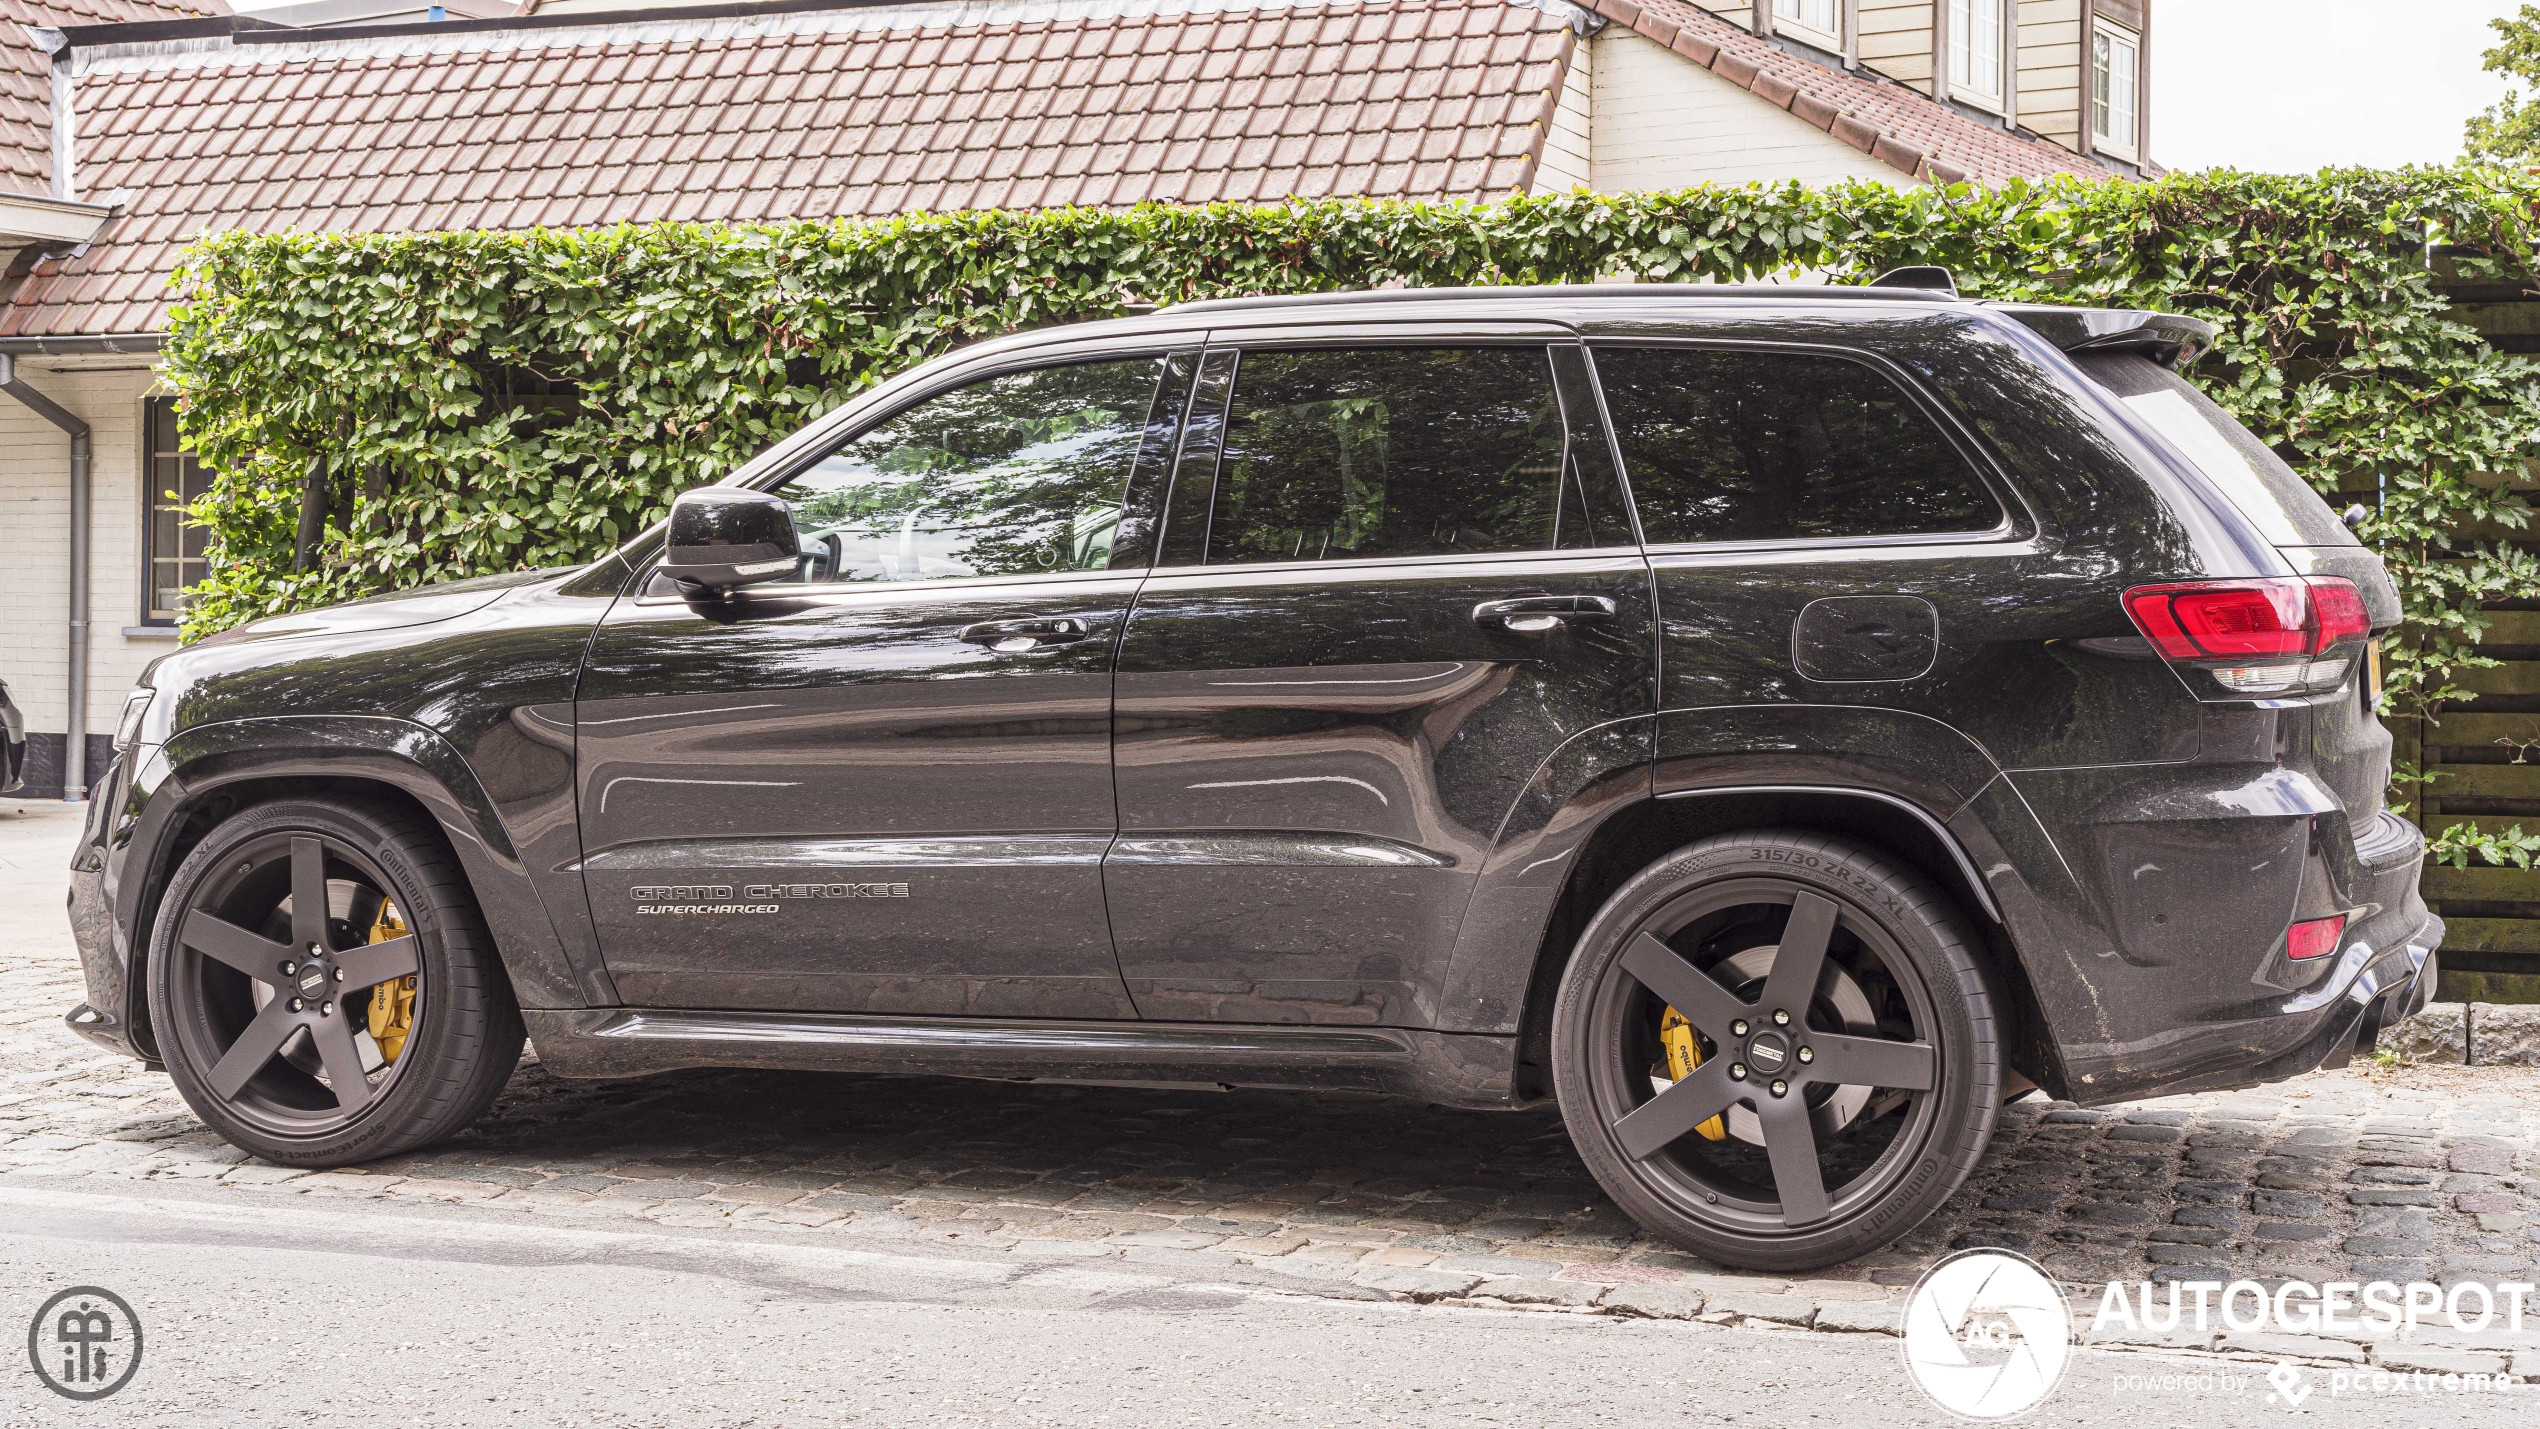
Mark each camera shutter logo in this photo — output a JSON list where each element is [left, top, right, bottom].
[[1900, 1250, 2071, 1419], [27, 1286, 143, 1401]]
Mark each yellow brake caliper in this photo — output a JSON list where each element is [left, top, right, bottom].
[[1658, 1008, 1727, 1140], [365, 899, 418, 1063]]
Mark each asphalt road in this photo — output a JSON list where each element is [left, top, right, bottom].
[[0, 1176, 2522, 1427]]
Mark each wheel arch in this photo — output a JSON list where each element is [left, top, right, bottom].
[[1505, 786, 2067, 1104], [119, 717, 593, 1058]]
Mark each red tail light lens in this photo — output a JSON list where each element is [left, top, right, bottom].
[[2309, 580, 2370, 649], [2122, 577, 2372, 698], [2284, 914, 2346, 961], [2122, 577, 2366, 660]]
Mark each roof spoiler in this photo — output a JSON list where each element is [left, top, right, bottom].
[[1991, 304, 2217, 369]]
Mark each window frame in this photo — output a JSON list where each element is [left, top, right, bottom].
[[139, 393, 211, 626], [2091, 20, 2142, 160], [633, 340, 1199, 604], [1158, 334, 1644, 577], [1769, 0, 1842, 53], [1946, 0, 2007, 108], [1585, 337, 2035, 556]]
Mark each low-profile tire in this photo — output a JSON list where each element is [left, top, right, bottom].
[[146, 796, 524, 1167], [1550, 829, 2001, 1272]]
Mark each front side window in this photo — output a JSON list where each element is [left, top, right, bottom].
[[143, 396, 211, 623], [768, 357, 1166, 584], [1772, 0, 1837, 42], [1597, 347, 2003, 545], [2093, 24, 2140, 153], [1202, 346, 1621, 566], [1949, 0, 2004, 100]]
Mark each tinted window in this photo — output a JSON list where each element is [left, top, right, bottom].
[[1597, 347, 2001, 544], [770, 357, 1165, 583], [1203, 346, 1620, 565]]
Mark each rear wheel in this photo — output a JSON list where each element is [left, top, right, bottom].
[[147, 797, 523, 1166], [1550, 829, 2001, 1272]]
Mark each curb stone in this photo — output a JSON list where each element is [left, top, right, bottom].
[[1471, 1276, 1607, 1307], [1353, 1266, 1482, 1300], [2215, 1331, 2367, 1362], [2368, 1344, 2511, 1375], [1812, 1299, 1904, 1335], [1600, 1284, 1708, 1320], [1701, 1288, 1818, 1326]]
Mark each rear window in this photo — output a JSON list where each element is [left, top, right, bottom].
[[2071, 352, 2353, 548], [1595, 347, 2004, 545]]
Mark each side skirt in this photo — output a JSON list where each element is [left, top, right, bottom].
[[522, 1008, 1531, 1110]]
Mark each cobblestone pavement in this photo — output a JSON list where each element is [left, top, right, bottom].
[[6, 798, 2539, 1377]]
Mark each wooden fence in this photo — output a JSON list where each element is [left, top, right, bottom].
[[2396, 264, 2540, 1004]]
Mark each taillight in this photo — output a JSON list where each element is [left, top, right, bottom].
[[2285, 914, 2346, 961], [2121, 576, 2371, 698]]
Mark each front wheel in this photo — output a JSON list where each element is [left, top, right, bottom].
[[1550, 830, 2001, 1272], [147, 797, 524, 1166]]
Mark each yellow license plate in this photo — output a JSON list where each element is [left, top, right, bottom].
[[2367, 642, 2382, 703]]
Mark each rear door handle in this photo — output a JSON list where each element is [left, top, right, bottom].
[[957, 617, 1091, 653], [1471, 595, 1618, 633]]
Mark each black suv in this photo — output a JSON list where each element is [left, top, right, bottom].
[[66, 283, 2439, 1270]]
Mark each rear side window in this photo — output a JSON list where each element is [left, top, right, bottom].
[[2071, 351, 2352, 548], [1596, 347, 2003, 545], [1201, 346, 1624, 565]]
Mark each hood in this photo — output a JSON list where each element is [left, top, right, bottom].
[[188, 567, 577, 649]]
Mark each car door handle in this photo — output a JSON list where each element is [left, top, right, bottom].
[[957, 617, 1091, 653], [1471, 595, 1618, 633]]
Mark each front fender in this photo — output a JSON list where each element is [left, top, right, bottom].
[[117, 715, 599, 1012]]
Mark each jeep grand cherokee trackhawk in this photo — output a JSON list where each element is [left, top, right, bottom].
[[63, 279, 2440, 1271]]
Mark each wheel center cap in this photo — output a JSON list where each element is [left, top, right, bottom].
[[1744, 1030, 1790, 1074], [295, 962, 330, 1000]]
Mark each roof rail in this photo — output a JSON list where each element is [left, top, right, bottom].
[[1162, 283, 1958, 315]]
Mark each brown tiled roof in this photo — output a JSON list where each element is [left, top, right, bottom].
[[1579, 0, 2114, 186], [2, 0, 1579, 337], [0, 0, 232, 197]]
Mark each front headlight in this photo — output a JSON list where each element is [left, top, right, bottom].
[[112, 688, 155, 753]]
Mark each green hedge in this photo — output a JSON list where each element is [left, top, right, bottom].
[[164, 171, 2540, 859]]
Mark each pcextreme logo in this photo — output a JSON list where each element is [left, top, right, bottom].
[[1900, 1249, 2073, 1419]]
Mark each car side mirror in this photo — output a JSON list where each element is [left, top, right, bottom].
[[659, 488, 799, 595]]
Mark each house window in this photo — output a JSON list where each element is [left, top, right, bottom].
[[1949, 0, 2004, 100], [2093, 22, 2140, 155], [143, 397, 210, 624], [1772, 0, 1838, 44]]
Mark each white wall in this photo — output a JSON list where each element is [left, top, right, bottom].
[[1532, 30, 1593, 194], [0, 364, 170, 773], [1588, 30, 1916, 190]]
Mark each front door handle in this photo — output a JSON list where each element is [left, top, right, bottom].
[[1471, 595, 1618, 633], [958, 617, 1091, 653]]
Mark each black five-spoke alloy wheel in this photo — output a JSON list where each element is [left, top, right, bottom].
[[1551, 830, 2002, 1271], [148, 798, 524, 1166]]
